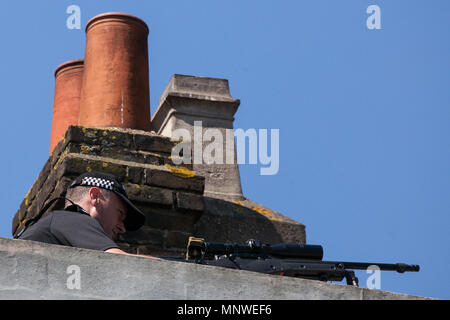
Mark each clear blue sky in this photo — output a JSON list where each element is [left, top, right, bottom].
[[0, 0, 448, 299]]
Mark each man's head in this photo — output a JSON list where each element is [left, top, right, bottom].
[[65, 172, 146, 238]]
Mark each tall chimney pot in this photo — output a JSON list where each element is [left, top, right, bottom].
[[49, 59, 84, 155], [79, 12, 150, 130]]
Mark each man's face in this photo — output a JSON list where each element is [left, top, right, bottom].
[[95, 190, 127, 240]]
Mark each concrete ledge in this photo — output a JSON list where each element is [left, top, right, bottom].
[[0, 237, 429, 300]]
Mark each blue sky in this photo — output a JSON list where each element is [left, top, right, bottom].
[[0, 0, 449, 299]]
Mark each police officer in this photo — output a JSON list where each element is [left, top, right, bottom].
[[17, 171, 153, 257]]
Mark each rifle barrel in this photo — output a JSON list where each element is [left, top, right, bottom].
[[326, 261, 420, 273]]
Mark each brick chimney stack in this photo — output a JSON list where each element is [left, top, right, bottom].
[[78, 13, 150, 130], [49, 59, 84, 155]]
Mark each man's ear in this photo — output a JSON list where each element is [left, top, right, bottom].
[[89, 187, 101, 206]]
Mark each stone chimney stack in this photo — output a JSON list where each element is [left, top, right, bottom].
[[49, 59, 84, 155], [151, 74, 244, 202], [78, 13, 150, 130]]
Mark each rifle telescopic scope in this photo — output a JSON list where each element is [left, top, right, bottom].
[[202, 240, 324, 260]]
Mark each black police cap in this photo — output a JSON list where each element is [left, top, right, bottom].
[[68, 171, 145, 231]]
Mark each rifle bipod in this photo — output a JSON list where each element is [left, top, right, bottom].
[[344, 271, 359, 286]]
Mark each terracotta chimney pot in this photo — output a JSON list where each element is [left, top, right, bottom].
[[79, 12, 150, 130], [49, 59, 84, 155]]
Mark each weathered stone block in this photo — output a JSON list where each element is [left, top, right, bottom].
[[144, 167, 204, 193], [32, 175, 57, 219], [175, 192, 205, 212], [11, 211, 20, 237], [117, 226, 165, 246], [57, 154, 128, 179], [127, 167, 144, 184], [50, 134, 69, 161], [47, 176, 74, 211], [22, 201, 39, 224], [138, 206, 197, 234], [66, 126, 133, 149], [133, 133, 175, 154], [34, 158, 53, 196], [124, 183, 173, 207]]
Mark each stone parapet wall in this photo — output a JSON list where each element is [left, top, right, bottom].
[[0, 237, 432, 300]]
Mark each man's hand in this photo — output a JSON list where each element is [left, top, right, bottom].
[[105, 247, 160, 259]]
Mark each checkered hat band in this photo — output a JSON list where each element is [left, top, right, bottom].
[[81, 177, 115, 190]]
